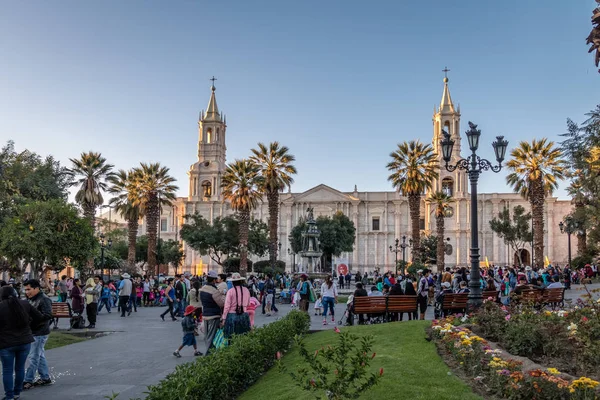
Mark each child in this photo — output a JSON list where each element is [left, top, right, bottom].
[[247, 296, 260, 327], [314, 294, 323, 316], [265, 291, 274, 316], [291, 289, 300, 309], [148, 289, 155, 306], [173, 305, 202, 358]]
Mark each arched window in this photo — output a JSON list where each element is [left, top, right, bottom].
[[442, 177, 454, 196], [443, 121, 451, 134], [206, 128, 212, 143], [201, 181, 212, 198], [216, 128, 220, 142]]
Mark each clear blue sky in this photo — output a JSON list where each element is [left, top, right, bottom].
[[1, 1, 598, 199]]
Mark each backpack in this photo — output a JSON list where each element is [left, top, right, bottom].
[[70, 315, 86, 329]]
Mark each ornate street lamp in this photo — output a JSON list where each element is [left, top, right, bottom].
[[440, 122, 508, 310], [559, 216, 579, 268], [287, 247, 296, 273], [389, 238, 401, 275], [99, 233, 113, 282]]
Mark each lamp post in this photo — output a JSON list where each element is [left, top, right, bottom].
[[287, 248, 296, 273], [559, 216, 579, 267], [99, 233, 113, 282], [389, 239, 401, 275], [440, 122, 508, 311]]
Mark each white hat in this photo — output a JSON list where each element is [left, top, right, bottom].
[[441, 282, 451, 289], [121, 273, 131, 279], [227, 272, 246, 282]]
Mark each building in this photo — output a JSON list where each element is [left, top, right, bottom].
[[151, 78, 573, 274]]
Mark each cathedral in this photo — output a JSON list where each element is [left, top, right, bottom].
[[145, 78, 573, 274]]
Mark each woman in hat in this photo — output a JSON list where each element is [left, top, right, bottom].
[[221, 273, 251, 339]]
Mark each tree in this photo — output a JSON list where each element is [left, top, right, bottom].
[[316, 212, 356, 270], [0, 199, 97, 277], [420, 234, 438, 266], [586, 1, 600, 73], [160, 239, 185, 275], [221, 159, 263, 276], [0, 141, 71, 220], [426, 191, 454, 272], [506, 139, 566, 267], [247, 218, 269, 259], [131, 162, 178, 276], [250, 142, 297, 270], [489, 206, 533, 266], [67, 151, 115, 231], [179, 215, 268, 270], [387, 141, 438, 261], [108, 169, 144, 268]]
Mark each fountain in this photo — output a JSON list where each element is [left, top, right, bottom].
[[299, 207, 323, 273]]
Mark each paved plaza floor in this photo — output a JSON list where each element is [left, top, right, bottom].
[[3, 283, 597, 400]]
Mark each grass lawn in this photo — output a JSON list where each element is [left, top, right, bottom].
[[240, 321, 482, 400], [46, 331, 87, 350]]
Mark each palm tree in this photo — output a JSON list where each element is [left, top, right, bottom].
[[132, 163, 178, 275], [506, 139, 566, 267], [67, 151, 114, 231], [250, 142, 297, 269], [221, 159, 264, 276], [387, 141, 438, 261], [108, 169, 144, 268], [427, 191, 454, 272]]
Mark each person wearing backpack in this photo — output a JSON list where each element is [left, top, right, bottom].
[[221, 273, 251, 339], [98, 282, 112, 313]]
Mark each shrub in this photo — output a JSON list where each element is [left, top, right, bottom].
[[144, 310, 310, 400], [280, 330, 383, 399], [253, 260, 286, 275]]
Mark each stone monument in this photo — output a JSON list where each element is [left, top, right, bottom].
[[300, 207, 323, 273]]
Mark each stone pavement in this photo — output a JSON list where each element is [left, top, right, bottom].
[[5, 301, 350, 400], [4, 283, 596, 400]]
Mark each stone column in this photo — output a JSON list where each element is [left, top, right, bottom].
[[492, 200, 499, 264], [352, 202, 359, 269]]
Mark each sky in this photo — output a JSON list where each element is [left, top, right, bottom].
[[1, 1, 599, 200]]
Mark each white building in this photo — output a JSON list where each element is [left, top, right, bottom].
[[151, 79, 572, 274]]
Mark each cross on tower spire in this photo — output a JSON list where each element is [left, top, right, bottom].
[[210, 76, 217, 91], [442, 66, 450, 79]]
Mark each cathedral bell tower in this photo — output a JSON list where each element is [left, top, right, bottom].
[[431, 72, 467, 198], [187, 80, 227, 202]]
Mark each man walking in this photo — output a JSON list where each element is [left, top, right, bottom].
[[118, 273, 132, 317], [175, 274, 188, 317], [200, 271, 225, 356], [22, 279, 53, 390]]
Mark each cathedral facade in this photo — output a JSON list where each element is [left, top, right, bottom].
[[147, 80, 573, 274]]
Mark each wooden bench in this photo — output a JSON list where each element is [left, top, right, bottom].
[[353, 296, 387, 323], [441, 293, 469, 316], [386, 295, 417, 321], [52, 302, 73, 330], [482, 290, 500, 302], [516, 289, 543, 305], [542, 288, 565, 310]]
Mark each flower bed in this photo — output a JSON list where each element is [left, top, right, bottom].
[[430, 317, 600, 399], [471, 297, 600, 378]]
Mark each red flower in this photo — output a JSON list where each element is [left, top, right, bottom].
[[371, 352, 376, 359], [334, 327, 341, 333], [582, 316, 589, 322], [310, 379, 316, 387], [379, 368, 384, 376], [276, 351, 281, 360]]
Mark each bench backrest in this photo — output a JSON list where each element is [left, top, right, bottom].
[[543, 288, 565, 302], [52, 302, 72, 317], [519, 289, 543, 302], [387, 295, 418, 312], [482, 290, 499, 300], [354, 296, 387, 314]]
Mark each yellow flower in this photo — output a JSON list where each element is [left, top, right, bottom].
[[569, 377, 600, 393], [547, 368, 560, 375]]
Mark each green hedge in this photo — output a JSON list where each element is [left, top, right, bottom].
[[253, 260, 286, 275], [145, 310, 310, 400]]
